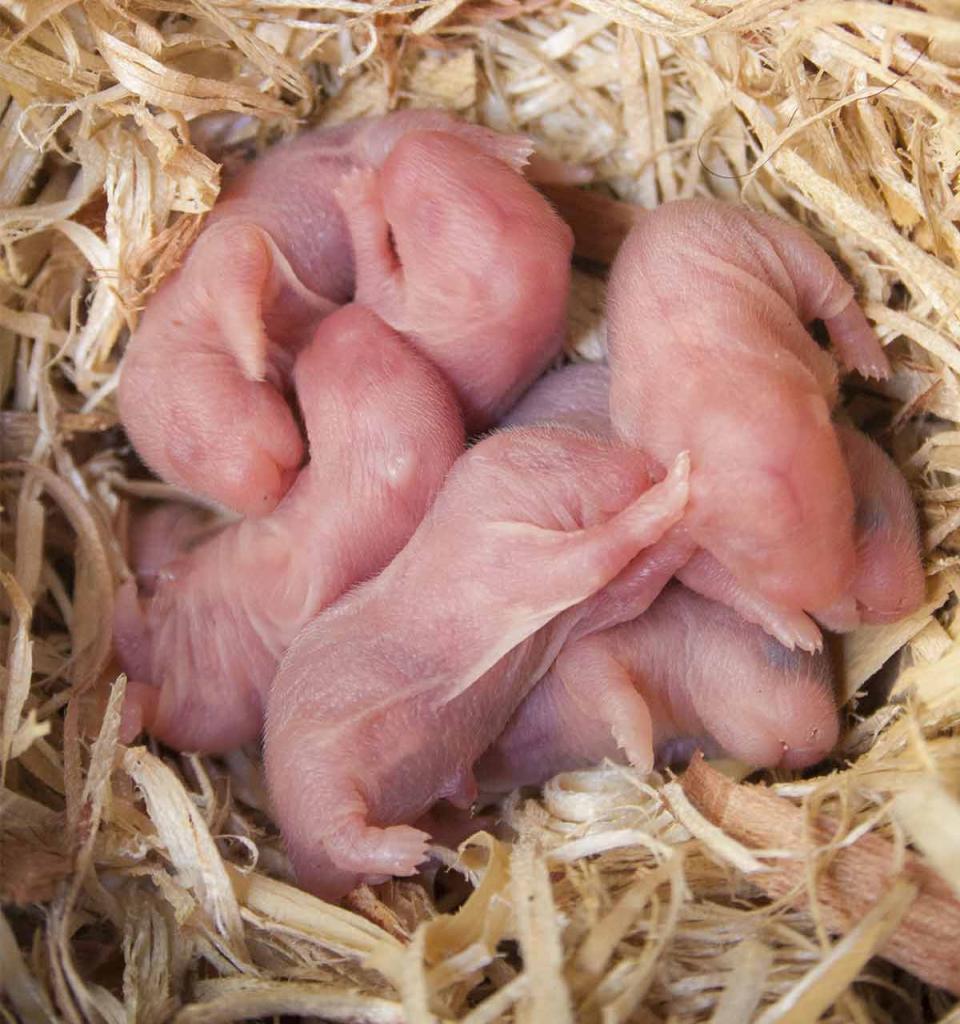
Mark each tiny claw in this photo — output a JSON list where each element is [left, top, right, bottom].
[[377, 825, 432, 877], [453, 126, 535, 172], [612, 722, 655, 775], [771, 614, 824, 654], [525, 151, 594, 186], [823, 300, 892, 382], [860, 359, 893, 382]]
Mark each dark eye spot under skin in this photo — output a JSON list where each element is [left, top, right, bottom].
[[761, 634, 806, 672], [855, 496, 888, 535]]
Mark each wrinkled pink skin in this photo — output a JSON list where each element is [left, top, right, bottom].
[[504, 361, 924, 648], [608, 199, 891, 613], [118, 112, 562, 515], [265, 427, 689, 899], [335, 131, 573, 430], [114, 305, 464, 753], [477, 583, 839, 793]]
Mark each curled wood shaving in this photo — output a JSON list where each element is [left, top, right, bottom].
[[680, 754, 960, 995], [753, 880, 916, 1024], [173, 983, 407, 1024], [123, 746, 249, 960]]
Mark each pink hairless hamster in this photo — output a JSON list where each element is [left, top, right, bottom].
[[501, 360, 924, 648], [477, 582, 839, 793], [334, 131, 573, 429], [265, 429, 689, 899], [118, 111, 550, 515], [607, 198, 891, 613], [113, 305, 464, 753]]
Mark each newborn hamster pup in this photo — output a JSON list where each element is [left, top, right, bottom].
[[335, 131, 574, 429], [118, 112, 548, 514], [265, 428, 689, 898], [607, 198, 890, 614], [115, 305, 464, 752]]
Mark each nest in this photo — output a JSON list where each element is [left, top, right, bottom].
[[2, 1, 959, 1021]]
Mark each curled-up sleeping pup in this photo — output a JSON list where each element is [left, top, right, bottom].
[[607, 198, 891, 621], [265, 425, 689, 898], [114, 305, 464, 752], [119, 111, 571, 513]]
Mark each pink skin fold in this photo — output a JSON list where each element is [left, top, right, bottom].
[[476, 582, 840, 794], [124, 503, 219, 597], [114, 305, 464, 753], [503, 360, 924, 648], [607, 198, 891, 614], [117, 111, 558, 515], [264, 429, 689, 899]]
